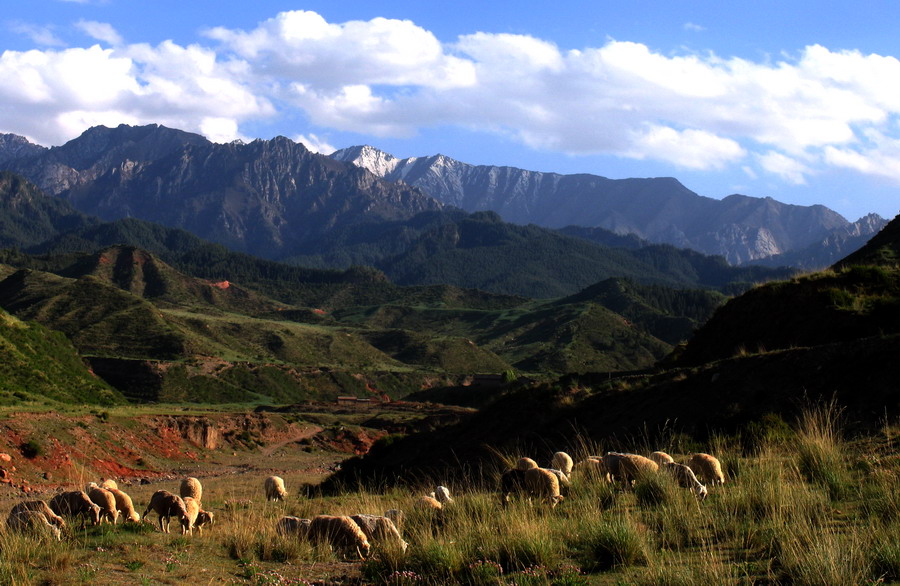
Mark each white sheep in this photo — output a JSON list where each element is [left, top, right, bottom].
[[551, 451, 574, 476], [524, 467, 564, 508], [350, 514, 408, 552], [182, 496, 213, 535], [603, 452, 659, 486], [689, 453, 725, 486], [142, 490, 190, 534], [179, 477, 203, 503], [100, 478, 118, 491], [86, 485, 120, 525], [275, 515, 310, 537], [649, 451, 675, 466], [48, 491, 101, 528], [415, 494, 443, 511], [664, 462, 708, 501], [572, 457, 610, 483], [9, 500, 66, 530], [107, 488, 140, 523], [434, 485, 453, 504], [306, 515, 371, 559], [546, 468, 571, 496], [265, 476, 288, 502], [6, 510, 61, 541]]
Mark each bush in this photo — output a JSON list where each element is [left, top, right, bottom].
[[575, 516, 648, 571], [20, 439, 42, 459]]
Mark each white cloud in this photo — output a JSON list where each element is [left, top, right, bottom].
[[758, 151, 812, 184], [75, 20, 123, 46], [4, 9, 900, 188], [9, 22, 65, 47], [295, 133, 335, 154], [683, 22, 706, 32]]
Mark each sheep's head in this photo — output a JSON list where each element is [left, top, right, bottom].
[[695, 484, 709, 501], [89, 504, 101, 526], [197, 510, 215, 527]]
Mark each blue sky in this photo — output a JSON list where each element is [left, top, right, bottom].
[[3, 1, 900, 222]]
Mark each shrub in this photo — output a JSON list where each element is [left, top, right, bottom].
[[575, 515, 648, 571], [20, 439, 42, 459]]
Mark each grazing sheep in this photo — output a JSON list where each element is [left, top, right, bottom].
[[415, 494, 443, 511], [48, 491, 101, 528], [602, 452, 658, 486], [383, 509, 404, 530], [264, 476, 288, 502], [572, 457, 610, 483], [306, 515, 371, 559], [516, 457, 539, 471], [195, 509, 214, 534], [649, 451, 675, 466], [350, 514, 408, 552], [434, 485, 453, 504], [107, 488, 140, 523], [10, 500, 66, 530], [546, 468, 571, 497], [6, 510, 61, 541], [551, 451, 574, 476], [524, 467, 564, 508], [499, 468, 529, 505], [179, 477, 203, 503], [86, 485, 119, 525], [664, 462, 708, 501], [142, 490, 190, 534], [276, 515, 310, 537], [689, 453, 725, 486], [100, 478, 118, 491]]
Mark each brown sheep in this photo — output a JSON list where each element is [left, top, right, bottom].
[[350, 514, 408, 552], [86, 485, 119, 525], [516, 457, 539, 471], [48, 491, 101, 528], [524, 467, 564, 508], [107, 488, 140, 523], [572, 457, 610, 483], [618, 454, 659, 484], [179, 477, 203, 503], [499, 468, 529, 505], [689, 453, 725, 486], [10, 500, 66, 530], [649, 451, 675, 466], [6, 510, 61, 541], [142, 490, 190, 534], [264, 476, 287, 502], [306, 515, 371, 559], [415, 495, 443, 511]]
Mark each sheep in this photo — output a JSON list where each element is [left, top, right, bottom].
[[516, 457, 539, 471], [524, 467, 564, 508], [499, 468, 529, 505], [195, 510, 215, 534], [9, 500, 66, 530], [306, 515, 371, 559], [107, 488, 140, 523], [48, 491, 101, 528], [689, 453, 725, 486], [179, 477, 203, 503], [415, 494, 443, 511], [572, 457, 610, 483], [664, 462, 708, 501], [264, 475, 288, 502], [384, 508, 404, 530], [551, 451, 574, 476], [602, 452, 658, 486], [182, 496, 213, 535], [6, 510, 61, 541], [142, 490, 190, 534], [649, 451, 675, 466], [350, 514, 408, 552], [100, 478, 118, 491], [546, 468, 571, 497], [434, 485, 453, 505], [86, 485, 119, 525], [276, 515, 310, 537]]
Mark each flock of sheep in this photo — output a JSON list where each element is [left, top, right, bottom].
[[4, 450, 725, 561], [268, 450, 725, 560], [4, 477, 214, 541]]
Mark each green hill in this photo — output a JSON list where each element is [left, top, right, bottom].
[[0, 306, 122, 406]]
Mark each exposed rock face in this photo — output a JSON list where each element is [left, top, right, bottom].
[[3, 125, 444, 260], [0, 134, 47, 167], [333, 145, 886, 266]]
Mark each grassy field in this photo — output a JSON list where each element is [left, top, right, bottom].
[[0, 403, 898, 585]]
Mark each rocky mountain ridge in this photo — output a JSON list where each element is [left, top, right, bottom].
[[332, 144, 887, 266]]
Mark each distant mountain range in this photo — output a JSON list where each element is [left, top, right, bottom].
[[0, 126, 794, 298], [332, 145, 887, 266]]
